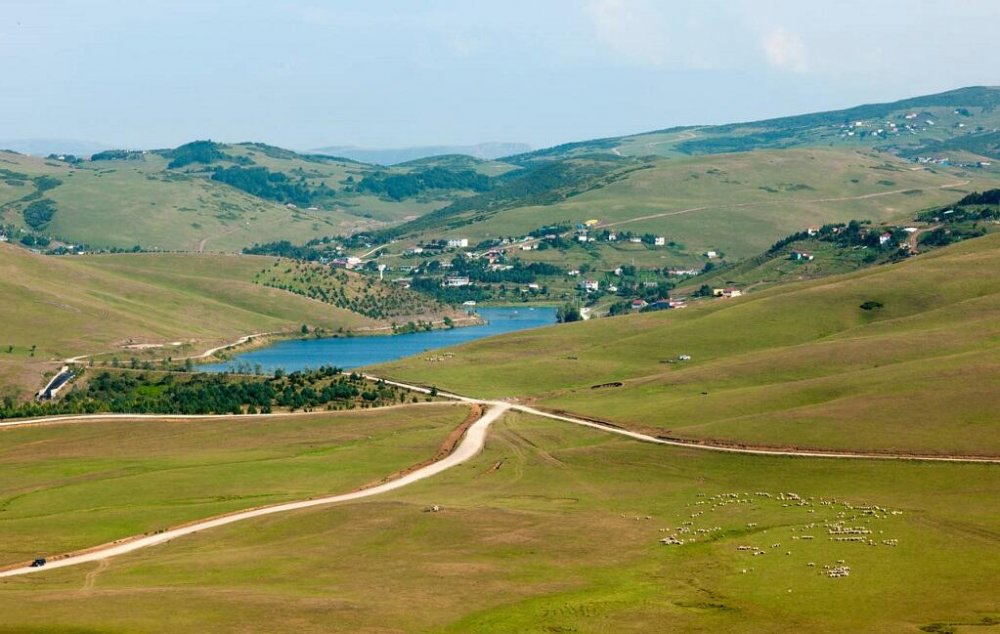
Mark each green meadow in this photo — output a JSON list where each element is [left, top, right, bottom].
[[0, 404, 468, 567], [377, 234, 1000, 455], [0, 412, 995, 633]]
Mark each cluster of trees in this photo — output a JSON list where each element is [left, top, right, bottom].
[[766, 220, 907, 255], [161, 140, 232, 169], [90, 150, 144, 161], [34, 176, 62, 192], [211, 166, 330, 205], [372, 157, 631, 242], [0, 367, 413, 420], [441, 258, 562, 285], [556, 303, 582, 323], [47, 154, 84, 164], [255, 260, 445, 319], [243, 240, 325, 261], [919, 226, 986, 247], [23, 198, 57, 229], [356, 167, 491, 201], [528, 223, 572, 238]]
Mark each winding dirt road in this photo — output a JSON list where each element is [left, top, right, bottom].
[[0, 402, 510, 579], [2, 372, 996, 578]]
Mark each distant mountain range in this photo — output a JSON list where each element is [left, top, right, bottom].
[[0, 138, 109, 157], [309, 142, 533, 165]]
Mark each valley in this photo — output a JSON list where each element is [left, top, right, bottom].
[[1, 84, 998, 634]]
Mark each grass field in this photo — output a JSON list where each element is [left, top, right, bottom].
[[0, 403, 469, 567], [0, 245, 461, 397], [0, 412, 995, 633], [377, 234, 1000, 455]]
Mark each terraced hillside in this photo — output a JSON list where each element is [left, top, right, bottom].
[[377, 233, 1000, 456]]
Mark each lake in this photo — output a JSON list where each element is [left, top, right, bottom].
[[201, 306, 557, 374]]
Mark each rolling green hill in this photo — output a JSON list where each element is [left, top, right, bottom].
[[0, 142, 510, 251], [377, 233, 1000, 456], [0, 245, 461, 399], [359, 87, 1000, 264], [513, 85, 1000, 161], [4, 88, 999, 259]]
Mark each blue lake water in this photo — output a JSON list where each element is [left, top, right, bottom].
[[201, 306, 557, 374]]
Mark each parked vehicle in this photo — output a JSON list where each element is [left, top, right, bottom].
[[30, 558, 46, 567]]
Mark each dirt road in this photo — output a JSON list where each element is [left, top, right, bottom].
[[0, 402, 509, 578]]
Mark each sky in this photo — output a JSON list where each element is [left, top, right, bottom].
[[2, 0, 998, 151]]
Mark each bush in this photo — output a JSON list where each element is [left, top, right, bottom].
[[23, 199, 56, 229]]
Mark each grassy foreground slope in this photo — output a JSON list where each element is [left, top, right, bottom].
[[0, 413, 995, 633], [0, 404, 468, 567], [378, 234, 1000, 455]]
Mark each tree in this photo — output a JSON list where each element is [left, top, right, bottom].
[[556, 303, 582, 323], [301, 324, 310, 335]]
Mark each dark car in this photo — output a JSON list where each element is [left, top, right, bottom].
[[30, 558, 46, 567]]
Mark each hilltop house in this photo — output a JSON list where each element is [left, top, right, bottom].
[[332, 256, 362, 269], [713, 288, 743, 298]]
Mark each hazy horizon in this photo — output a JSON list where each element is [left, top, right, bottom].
[[3, 1, 999, 152]]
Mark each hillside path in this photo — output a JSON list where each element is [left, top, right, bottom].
[[601, 179, 971, 229], [0, 402, 508, 578]]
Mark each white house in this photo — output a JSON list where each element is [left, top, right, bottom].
[[703, 250, 718, 258], [446, 238, 469, 248], [444, 276, 470, 287], [580, 279, 600, 292], [654, 236, 666, 246]]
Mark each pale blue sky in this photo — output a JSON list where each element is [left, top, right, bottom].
[[2, 0, 998, 150]]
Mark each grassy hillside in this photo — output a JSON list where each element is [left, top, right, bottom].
[[444, 149, 998, 260], [0, 246, 458, 397], [514, 85, 1000, 160], [0, 143, 509, 251], [1, 412, 995, 632], [361, 87, 1000, 266], [0, 404, 467, 566], [377, 234, 1000, 455]]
